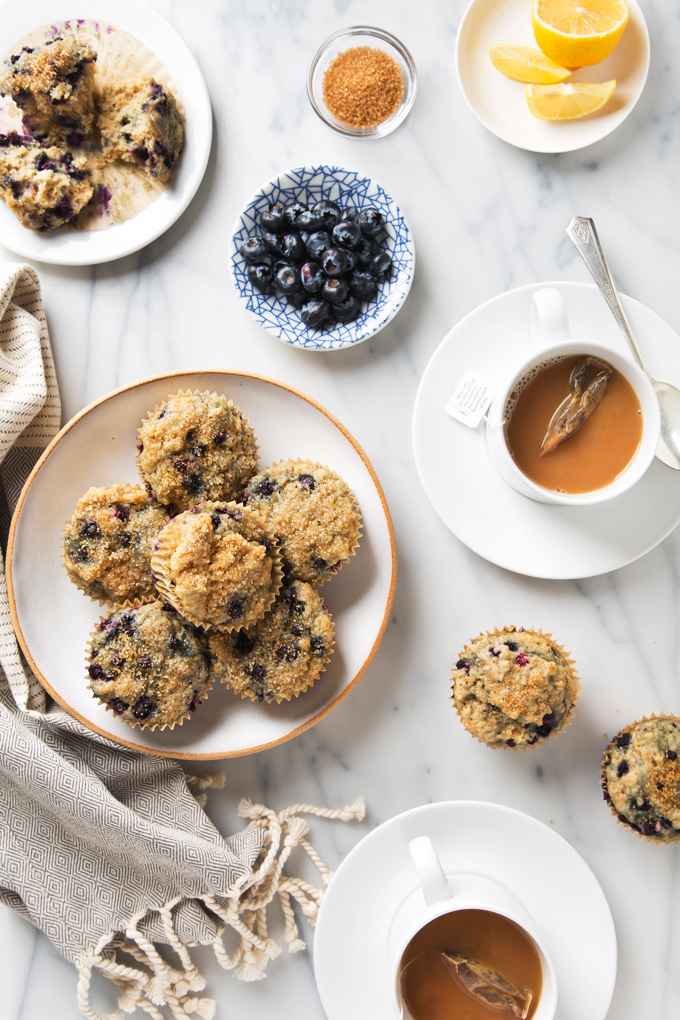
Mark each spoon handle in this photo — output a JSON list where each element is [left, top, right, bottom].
[[566, 216, 648, 374]]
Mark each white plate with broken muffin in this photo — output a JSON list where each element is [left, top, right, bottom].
[[7, 370, 396, 759], [0, 0, 212, 265]]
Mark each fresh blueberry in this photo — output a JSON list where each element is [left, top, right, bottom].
[[284, 201, 308, 229], [301, 261, 324, 293], [320, 247, 349, 276], [259, 203, 285, 233], [313, 199, 341, 230], [287, 290, 308, 308], [332, 293, 361, 321], [332, 220, 362, 249], [274, 264, 302, 295], [358, 207, 385, 237], [305, 231, 333, 260], [322, 277, 349, 304], [355, 237, 381, 268], [280, 233, 306, 262], [370, 251, 392, 280], [263, 230, 285, 258], [348, 270, 376, 298], [296, 208, 325, 231], [239, 235, 269, 263], [247, 263, 273, 290], [340, 206, 360, 224], [339, 247, 357, 272], [300, 299, 330, 328]]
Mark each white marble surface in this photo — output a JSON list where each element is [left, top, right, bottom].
[[2, 0, 680, 1017]]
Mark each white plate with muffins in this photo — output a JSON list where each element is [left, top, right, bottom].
[[0, 0, 212, 265], [7, 371, 396, 759], [413, 281, 680, 579]]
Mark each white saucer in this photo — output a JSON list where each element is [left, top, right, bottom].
[[0, 0, 212, 265], [314, 801, 616, 1020], [413, 281, 680, 579], [456, 0, 650, 153]]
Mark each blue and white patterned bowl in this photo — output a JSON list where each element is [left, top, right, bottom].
[[230, 165, 415, 351]]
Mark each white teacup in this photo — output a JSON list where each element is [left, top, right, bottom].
[[389, 835, 557, 1019], [485, 287, 661, 505]]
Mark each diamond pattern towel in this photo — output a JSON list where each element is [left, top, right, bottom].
[[0, 264, 365, 1020]]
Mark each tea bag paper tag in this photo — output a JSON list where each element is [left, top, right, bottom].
[[445, 370, 497, 428]]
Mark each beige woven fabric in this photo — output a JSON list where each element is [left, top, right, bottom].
[[0, 264, 365, 1020]]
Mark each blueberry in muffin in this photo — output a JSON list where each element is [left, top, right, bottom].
[[0, 140, 92, 230], [242, 459, 361, 585], [601, 717, 680, 843], [136, 391, 259, 512], [98, 77, 184, 183], [62, 483, 170, 604], [0, 33, 97, 144], [87, 600, 211, 729], [451, 627, 580, 750], [209, 581, 334, 703]]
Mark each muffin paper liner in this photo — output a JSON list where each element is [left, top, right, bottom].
[[211, 595, 336, 704], [151, 501, 283, 632], [1, 19, 185, 230], [85, 598, 212, 731], [600, 713, 680, 846], [254, 457, 362, 587], [135, 390, 260, 506], [450, 626, 581, 752], [61, 483, 168, 607]]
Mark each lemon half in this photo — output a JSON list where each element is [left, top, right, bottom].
[[532, 0, 629, 69]]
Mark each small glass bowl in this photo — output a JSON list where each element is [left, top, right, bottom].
[[307, 25, 417, 139]]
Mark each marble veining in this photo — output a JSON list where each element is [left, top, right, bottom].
[[2, 0, 680, 1017]]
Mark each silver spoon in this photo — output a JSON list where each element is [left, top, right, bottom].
[[567, 216, 680, 471]]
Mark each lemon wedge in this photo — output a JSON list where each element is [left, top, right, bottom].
[[532, 0, 629, 69], [526, 80, 616, 120], [489, 45, 571, 84]]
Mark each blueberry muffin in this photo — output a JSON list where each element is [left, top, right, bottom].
[[62, 483, 170, 604], [151, 502, 282, 631], [87, 600, 211, 729], [98, 77, 184, 183], [242, 459, 361, 584], [209, 581, 334, 703], [601, 717, 680, 843], [136, 392, 259, 512], [451, 627, 579, 750], [0, 139, 92, 230], [0, 33, 97, 144]]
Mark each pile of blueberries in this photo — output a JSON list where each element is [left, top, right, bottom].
[[238, 198, 392, 328]]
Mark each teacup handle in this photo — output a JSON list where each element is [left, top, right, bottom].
[[531, 287, 571, 346], [408, 836, 450, 905]]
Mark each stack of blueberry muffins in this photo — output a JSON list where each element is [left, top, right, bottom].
[[62, 390, 361, 731]]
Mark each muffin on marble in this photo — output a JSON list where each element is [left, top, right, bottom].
[[151, 502, 282, 631], [87, 600, 211, 729], [63, 483, 170, 604], [0, 139, 93, 231], [0, 33, 97, 144], [209, 581, 334, 703], [451, 627, 579, 750], [242, 459, 361, 585], [98, 77, 184, 183], [601, 717, 680, 843], [136, 391, 259, 512]]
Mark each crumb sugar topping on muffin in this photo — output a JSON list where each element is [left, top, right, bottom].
[[87, 600, 210, 728], [152, 502, 280, 630], [242, 459, 360, 584], [209, 580, 334, 703], [137, 392, 259, 512], [452, 627, 578, 749], [602, 718, 680, 842], [63, 483, 169, 603]]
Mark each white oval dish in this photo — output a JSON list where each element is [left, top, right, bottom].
[[0, 0, 212, 265], [7, 371, 396, 759], [456, 0, 650, 153]]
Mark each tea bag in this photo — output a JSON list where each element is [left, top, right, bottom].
[[441, 953, 532, 1019], [540, 356, 612, 456]]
